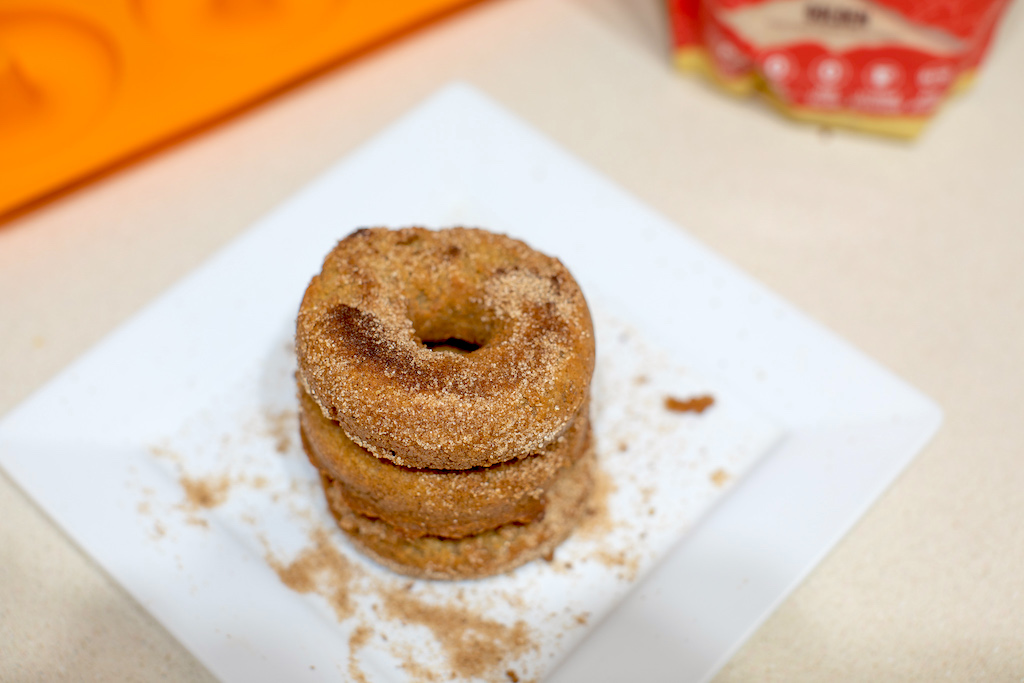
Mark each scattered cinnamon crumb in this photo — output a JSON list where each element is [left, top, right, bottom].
[[396, 654, 439, 683], [574, 612, 590, 626], [710, 468, 730, 487], [185, 515, 209, 529], [664, 394, 715, 414], [266, 528, 358, 621], [577, 464, 615, 539], [501, 591, 527, 610], [638, 486, 655, 505], [149, 445, 181, 463], [507, 670, 520, 682], [549, 559, 575, 575], [591, 547, 640, 581], [180, 475, 230, 510], [264, 408, 297, 454], [380, 587, 534, 679], [347, 625, 373, 683]]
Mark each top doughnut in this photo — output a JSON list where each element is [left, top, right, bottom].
[[295, 227, 595, 470]]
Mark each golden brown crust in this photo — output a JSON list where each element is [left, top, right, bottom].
[[321, 443, 596, 580], [300, 387, 591, 539], [295, 227, 595, 470]]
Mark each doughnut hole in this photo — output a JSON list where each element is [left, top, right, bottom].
[[423, 338, 481, 354], [406, 296, 498, 356]]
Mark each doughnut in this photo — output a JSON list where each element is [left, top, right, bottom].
[[295, 227, 595, 470], [299, 387, 591, 539], [321, 442, 596, 580]]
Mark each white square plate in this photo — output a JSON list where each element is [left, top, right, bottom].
[[0, 84, 940, 683]]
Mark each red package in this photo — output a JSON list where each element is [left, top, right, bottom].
[[667, 0, 1012, 136]]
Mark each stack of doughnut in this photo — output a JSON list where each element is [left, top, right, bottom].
[[295, 227, 596, 580]]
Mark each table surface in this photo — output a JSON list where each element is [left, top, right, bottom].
[[1, 1, 1022, 680]]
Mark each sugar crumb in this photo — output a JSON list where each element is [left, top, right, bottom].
[[264, 408, 297, 454], [664, 394, 715, 414], [380, 587, 535, 679], [710, 468, 730, 487], [180, 474, 231, 510], [577, 464, 615, 539], [348, 625, 373, 683], [149, 445, 181, 463], [265, 528, 359, 621]]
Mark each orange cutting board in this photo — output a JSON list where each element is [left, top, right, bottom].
[[0, 0, 481, 218]]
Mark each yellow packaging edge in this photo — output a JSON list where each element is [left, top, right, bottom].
[[674, 49, 757, 96], [673, 46, 978, 138]]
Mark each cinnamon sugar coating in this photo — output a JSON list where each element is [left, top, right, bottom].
[[296, 227, 596, 470], [321, 443, 596, 580], [300, 388, 591, 539]]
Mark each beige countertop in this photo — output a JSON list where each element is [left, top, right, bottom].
[[1, 0, 1022, 680]]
